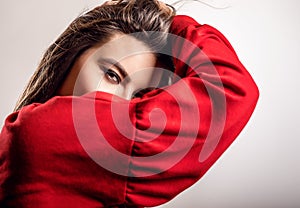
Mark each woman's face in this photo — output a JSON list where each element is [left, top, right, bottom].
[[57, 34, 165, 99]]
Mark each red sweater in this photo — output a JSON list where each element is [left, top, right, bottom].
[[0, 15, 259, 207]]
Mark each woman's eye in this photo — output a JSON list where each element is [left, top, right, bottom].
[[131, 87, 156, 99], [105, 69, 121, 84]]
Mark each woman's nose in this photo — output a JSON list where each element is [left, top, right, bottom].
[[117, 85, 135, 100]]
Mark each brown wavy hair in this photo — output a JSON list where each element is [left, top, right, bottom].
[[14, 0, 175, 111]]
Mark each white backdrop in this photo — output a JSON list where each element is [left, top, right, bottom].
[[0, 0, 299, 207]]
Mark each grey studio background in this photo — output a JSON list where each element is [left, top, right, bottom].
[[0, 0, 299, 207]]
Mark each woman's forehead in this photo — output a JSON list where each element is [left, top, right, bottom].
[[88, 34, 158, 75], [93, 34, 155, 59]]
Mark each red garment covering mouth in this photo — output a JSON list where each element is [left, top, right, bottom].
[[0, 15, 259, 208]]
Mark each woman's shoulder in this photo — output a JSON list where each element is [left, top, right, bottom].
[[0, 96, 75, 142], [0, 91, 117, 142]]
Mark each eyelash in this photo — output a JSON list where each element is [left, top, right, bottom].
[[131, 87, 156, 99], [101, 66, 121, 84]]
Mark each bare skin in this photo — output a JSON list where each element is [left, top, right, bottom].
[[57, 33, 164, 99]]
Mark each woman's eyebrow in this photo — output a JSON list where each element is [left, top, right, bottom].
[[98, 58, 130, 81]]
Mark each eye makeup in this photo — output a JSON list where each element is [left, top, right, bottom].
[[97, 62, 121, 84], [98, 58, 130, 82], [131, 87, 157, 99]]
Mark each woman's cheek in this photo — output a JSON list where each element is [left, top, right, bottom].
[[74, 64, 103, 95], [96, 77, 124, 97]]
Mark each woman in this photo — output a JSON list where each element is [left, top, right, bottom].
[[0, 0, 259, 207], [14, 0, 175, 110]]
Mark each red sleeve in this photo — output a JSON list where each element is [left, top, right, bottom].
[[125, 15, 259, 206], [0, 15, 259, 208]]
